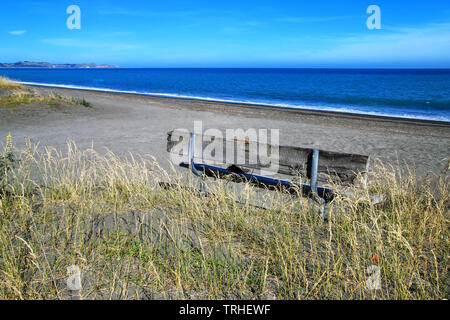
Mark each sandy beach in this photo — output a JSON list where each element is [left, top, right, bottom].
[[1, 84, 449, 179], [1, 81, 449, 301]]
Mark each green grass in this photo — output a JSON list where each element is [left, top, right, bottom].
[[73, 97, 93, 108], [0, 77, 92, 108], [0, 137, 448, 300]]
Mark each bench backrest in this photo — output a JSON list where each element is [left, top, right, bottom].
[[167, 129, 369, 187]]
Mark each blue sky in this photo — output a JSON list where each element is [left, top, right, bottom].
[[1, 0, 450, 67]]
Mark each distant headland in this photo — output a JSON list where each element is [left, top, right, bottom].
[[0, 61, 120, 68]]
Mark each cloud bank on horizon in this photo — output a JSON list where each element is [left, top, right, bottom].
[[1, 0, 449, 67]]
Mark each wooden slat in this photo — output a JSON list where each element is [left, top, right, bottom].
[[167, 130, 369, 186]]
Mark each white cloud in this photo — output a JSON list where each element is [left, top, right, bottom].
[[265, 22, 450, 67], [41, 38, 142, 51], [275, 16, 357, 23], [98, 8, 201, 17], [42, 38, 104, 48], [9, 30, 26, 36], [315, 23, 450, 65]]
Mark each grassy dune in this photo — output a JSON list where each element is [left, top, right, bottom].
[[0, 77, 24, 90], [0, 136, 448, 300], [0, 77, 92, 108]]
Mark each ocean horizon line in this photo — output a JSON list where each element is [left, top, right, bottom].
[[16, 80, 450, 123], [2, 67, 450, 70]]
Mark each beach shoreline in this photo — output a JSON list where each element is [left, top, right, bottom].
[[20, 82, 450, 127], [1, 84, 449, 180]]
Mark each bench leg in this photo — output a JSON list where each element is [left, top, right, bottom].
[[189, 133, 203, 177], [310, 149, 319, 194], [308, 149, 328, 220], [188, 132, 207, 195]]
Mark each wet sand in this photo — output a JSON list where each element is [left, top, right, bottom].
[[1, 84, 449, 180]]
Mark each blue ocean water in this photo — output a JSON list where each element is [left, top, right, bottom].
[[1, 68, 449, 121]]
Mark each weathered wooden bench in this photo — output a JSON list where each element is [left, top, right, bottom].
[[167, 129, 371, 218]]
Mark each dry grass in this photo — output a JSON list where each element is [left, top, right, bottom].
[[0, 77, 92, 108], [0, 137, 448, 300], [0, 77, 24, 90]]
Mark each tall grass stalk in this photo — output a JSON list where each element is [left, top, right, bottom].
[[0, 139, 448, 299]]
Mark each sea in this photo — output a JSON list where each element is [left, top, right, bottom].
[[1, 68, 449, 122]]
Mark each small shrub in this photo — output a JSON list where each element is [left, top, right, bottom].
[[73, 97, 93, 108]]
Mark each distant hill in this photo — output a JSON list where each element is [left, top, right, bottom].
[[0, 61, 120, 68]]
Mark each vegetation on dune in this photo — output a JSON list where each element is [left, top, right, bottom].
[[0, 77, 92, 108], [73, 97, 93, 108], [0, 77, 24, 90], [0, 136, 448, 300]]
